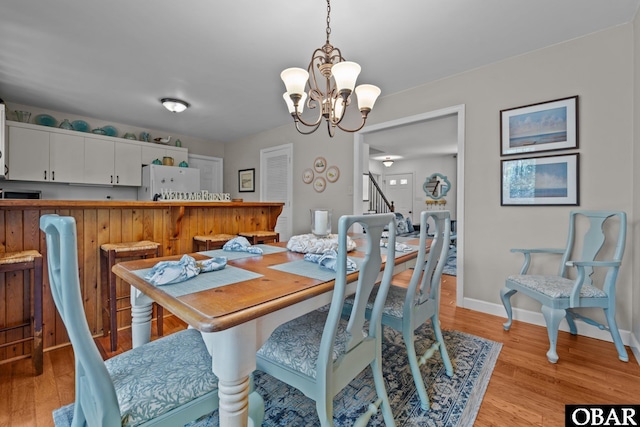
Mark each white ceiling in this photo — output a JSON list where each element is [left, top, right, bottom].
[[1, 0, 638, 158]]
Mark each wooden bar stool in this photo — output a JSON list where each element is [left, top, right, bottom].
[[100, 241, 162, 352], [238, 230, 280, 245], [0, 250, 43, 375], [192, 234, 237, 252]]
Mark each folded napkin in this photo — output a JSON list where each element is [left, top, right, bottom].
[[304, 249, 357, 272], [223, 236, 263, 254], [287, 233, 357, 254], [380, 241, 414, 252], [145, 254, 227, 286]]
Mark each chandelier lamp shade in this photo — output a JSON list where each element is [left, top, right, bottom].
[[161, 98, 190, 113], [382, 158, 394, 167], [281, 0, 381, 137]]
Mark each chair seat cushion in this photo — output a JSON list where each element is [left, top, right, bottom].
[[257, 309, 366, 379], [507, 275, 607, 299], [104, 329, 218, 427]]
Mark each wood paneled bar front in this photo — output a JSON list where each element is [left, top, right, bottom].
[[0, 200, 283, 365]]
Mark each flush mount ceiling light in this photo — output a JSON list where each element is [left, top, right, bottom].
[[161, 98, 190, 113], [280, 0, 381, 137], [382, 158, 394, 167]]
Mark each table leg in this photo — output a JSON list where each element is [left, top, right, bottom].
[[130, 286, 152, 348], [202, 322, 263, 427]]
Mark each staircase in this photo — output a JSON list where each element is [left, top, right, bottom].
[[365, 172, 394, 214]]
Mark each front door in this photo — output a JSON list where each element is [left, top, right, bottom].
[[384, 172, 414, 222]]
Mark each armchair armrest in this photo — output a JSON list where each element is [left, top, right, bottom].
[[510, 248, 565, 274], [565, 260, 622, 307]]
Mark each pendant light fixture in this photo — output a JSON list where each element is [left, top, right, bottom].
[[161, 98, 190, 113], [382, 157, 394, 167], [280, 0, 381, 137]]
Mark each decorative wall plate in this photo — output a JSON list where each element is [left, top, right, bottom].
[[326, 165, 340, 183], [313, 157, 327, 173], [313, 176, 326, 192], [303, 168, 314, 184]]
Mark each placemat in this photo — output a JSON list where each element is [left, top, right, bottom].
[[269, 257, 363, 282], [380, 244, 419, 258], [133, 265, 263, 297], [198, 244, 288, 260]]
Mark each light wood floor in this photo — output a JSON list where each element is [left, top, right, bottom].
[[2, 274, 639, 426]]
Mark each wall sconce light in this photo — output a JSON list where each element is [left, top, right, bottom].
[[382, 157, 394, 167], [161, 98, 190, 113]]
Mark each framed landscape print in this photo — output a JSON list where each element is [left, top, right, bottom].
[[500, 96, 578, 156], [238, 168, 255, 192], [501, 153, 579, 206]]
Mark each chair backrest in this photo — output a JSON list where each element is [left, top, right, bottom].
[[409, 211, 451, 308], [559, 210, 627, 289], [317, 213, 396, 379], [40, 214, 122, 425]]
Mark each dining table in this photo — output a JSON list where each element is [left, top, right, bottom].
[[112, 234, 421, 427]]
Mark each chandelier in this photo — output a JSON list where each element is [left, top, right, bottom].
[[280, 0, 381, 137]]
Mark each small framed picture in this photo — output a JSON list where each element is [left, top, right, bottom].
[[302, 168, 314, 184], [500, 96, 578, 156], [326, 166, 340, 183], [238, 168, 255, 193], [314, 157, 327, 173], [313, 176, 326, 193], [501, 153, 579, 206]]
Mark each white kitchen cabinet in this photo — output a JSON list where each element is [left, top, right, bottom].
[[114, 142, 142, 186], [8, 125, 84, 183], [84, 137, 141, 186], [84, 137, 115, 184]]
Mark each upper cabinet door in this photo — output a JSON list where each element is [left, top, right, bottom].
[[114, 142, 142, 186], [84, 137, 115, 185], [49, 132, 84, 183], [8, 126, 50, 181]]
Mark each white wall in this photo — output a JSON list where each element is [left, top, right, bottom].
[[632, 13, 640, 358], [225, 25, 637, 336]]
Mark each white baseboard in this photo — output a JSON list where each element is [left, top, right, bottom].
[[462, 297, 639, 366]]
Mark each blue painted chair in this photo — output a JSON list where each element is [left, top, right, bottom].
[[40, 214, 264, 427], [256, 213, 398, 426], [500, 210, 628, 363], [345, 210, 453, 410]]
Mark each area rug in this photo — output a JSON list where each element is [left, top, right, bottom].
[[442, 245, 457, 276], [53, 324, 500, 427]]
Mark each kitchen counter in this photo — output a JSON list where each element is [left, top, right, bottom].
[[0, 200, 283, 362]]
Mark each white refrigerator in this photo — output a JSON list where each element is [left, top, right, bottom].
[[138, 165, 201, 200]]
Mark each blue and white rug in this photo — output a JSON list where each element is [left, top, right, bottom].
[[54, 324, 500, 426], [442, 245, 457, 276]]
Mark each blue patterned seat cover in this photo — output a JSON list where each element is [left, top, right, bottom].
[[257, 310, 367, 379], [104, 329, 218, 426], [507, 275, 607, 299]]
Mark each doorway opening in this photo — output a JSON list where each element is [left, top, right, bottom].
[[353, 105, 465, 307]]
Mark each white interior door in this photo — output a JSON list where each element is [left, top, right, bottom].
[[384, 172, 414, 220], [188, 154, 223, 193], [260, 144, 293, 241]]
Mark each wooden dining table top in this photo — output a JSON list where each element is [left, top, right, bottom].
[[112, 236, 420, 333]]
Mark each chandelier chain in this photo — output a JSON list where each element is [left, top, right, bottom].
[[325, 0, 331, 43]]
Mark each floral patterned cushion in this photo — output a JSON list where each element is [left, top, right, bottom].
[[104, 329, 218, 427], [507, 275, 607, 299], [257, 309, 366, 379]]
